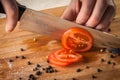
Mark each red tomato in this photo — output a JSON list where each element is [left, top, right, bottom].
[[62, 27, 93, 52], [54, 49, 83, 63], [48, 52, 71, 66]]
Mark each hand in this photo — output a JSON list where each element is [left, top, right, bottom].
[[0, 0, 18, 32], [61, 0, 116, 31]]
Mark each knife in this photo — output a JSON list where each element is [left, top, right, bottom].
[[0, 3, 120, 48]]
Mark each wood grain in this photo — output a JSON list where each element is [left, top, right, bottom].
[[0, 0, 120, 80]]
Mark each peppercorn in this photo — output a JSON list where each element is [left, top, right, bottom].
[[92, 75, 97, 79], [76, 68, 82, 72], [27, 61, 32, 65], [101, 58, 105, 62], [36, 64, 41, 67], [19, 77, 22, 80], [15, 56, 19, 58], [21, 56, 26, 59], [86, 66, 90, 69], [20, 48, 25, 51], [72, 78, 76, 80], [107, 61, 111, 64], [35, 71, 42, 76], [97, 69, 102, 72], [9, 59, 13, 62], [29, 74, 36, 80], [110, 54, 116, 58]]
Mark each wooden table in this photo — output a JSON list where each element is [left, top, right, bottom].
[[0, 0, 120, 80]]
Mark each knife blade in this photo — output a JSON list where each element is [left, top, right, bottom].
[[0, 3, 120, 48], [19, 8, 120, 48]]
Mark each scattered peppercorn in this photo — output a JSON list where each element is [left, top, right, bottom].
[[36, 64, 41, 67], [92, 75, 97, 79], [112, 62, 116, 66], [110, 54, 116, 58], [19, 77, 22, 80], [53, 78, 57, 80], [29, 74, 36, 80], [72, 78, 76, 80], [97, 68, 102, 72], [35, 71, 42, 76], [27, 61, 32, 65], [20, 48, 25, 51], [107, 61, 111, 64], [101, 58, 105, 62], [86, 66, 90, 69], [108, 28, 111, 32], [15, 56, 19, 58], [21, 56, 26, 59], [9, 59, 14, 62], [76, 68, 82, 72]]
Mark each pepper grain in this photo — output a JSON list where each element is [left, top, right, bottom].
[[76, 68, 82, 72]]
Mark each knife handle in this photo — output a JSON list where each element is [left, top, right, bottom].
[[0, 2, 26, 20]]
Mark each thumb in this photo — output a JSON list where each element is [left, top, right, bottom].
[[1, 0, 18, 32]]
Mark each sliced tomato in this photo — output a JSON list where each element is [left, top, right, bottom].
[[62, 27, 93, 52], [48, 52, 71, 66], [54, 49, 83, 63]]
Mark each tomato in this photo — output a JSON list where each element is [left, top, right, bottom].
[[48, 52, 71, 66], [62, 27, 93, 52], [54, 49, 82, 63]]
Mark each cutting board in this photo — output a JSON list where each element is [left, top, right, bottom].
[[0, 0, 120, 79]]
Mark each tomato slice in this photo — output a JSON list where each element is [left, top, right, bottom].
[[62, 27, 93, 52], [48, 52, 71, 66], [54, 49, 83, 63]]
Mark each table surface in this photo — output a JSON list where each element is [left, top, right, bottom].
[[0, 0, 120, 80]]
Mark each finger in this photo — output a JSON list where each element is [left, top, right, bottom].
[[86, 0, 107, 28], [76, 0, 96, 24], [95, 6, 115, 31], [61, 0, 81, 21], [1, 0, 18, 32]]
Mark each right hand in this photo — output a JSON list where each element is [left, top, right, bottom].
[[0, 0, 18, 32]]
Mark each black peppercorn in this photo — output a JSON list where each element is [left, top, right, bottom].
[[76, 68, 82, 72], [21, 56, 26, 59], [92, 75, 97, 79], [72, 78, 76, 80], [15, 56, 19, 58], [27, 61, 32, 65], [97, 68, 102, 72], [107, 61, 111, 64], [35, 71, 42, 76], [36, 64, 41, 67], [29, 74, 36, 80], [9, 59, 13, 62], [20, 48, 25, 51], [101, 58, 105, 62]]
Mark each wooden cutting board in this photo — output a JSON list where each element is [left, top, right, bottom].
[[0, 0, 120, 79]]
